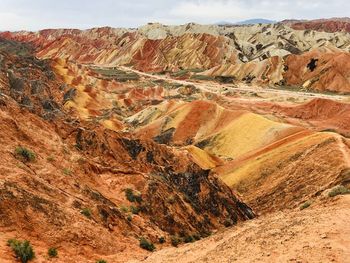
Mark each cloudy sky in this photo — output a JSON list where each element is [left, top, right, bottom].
[[0, 0, 348, 31]]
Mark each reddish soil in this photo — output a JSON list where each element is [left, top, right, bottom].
[[133, 195, 350, 263]]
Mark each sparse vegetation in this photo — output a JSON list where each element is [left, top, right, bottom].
[[139, 237, 155, 252], [192, 234, 201, 241], [7, 239, 35, 263], [125, 188, 142, 203], [92, 67, 139, 82], [130, 205, 140, 214], [224, 218, 235, 227], [120, 205, 129, 213], [15, 146, 36, 162], [171, 68, 205, 78], [190, 74, 214, 81], [328, 185, 350, 197], [96, 260, 107, 263], [158, 237, 166, 244], [48, 247, 58, 258], [80, 208, 92, 218], [183, 235, 195, 243], [127, 215, 132, 222], [300, 200, 312, 210], [62, 168, 71, 175], [166, 195, 176, 204], [170, 236, 181, 247]]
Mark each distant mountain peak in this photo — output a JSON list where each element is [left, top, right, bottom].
[[217, 18, 276, 26]]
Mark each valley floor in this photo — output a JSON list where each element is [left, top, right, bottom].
[[130, 195, 350, 263]]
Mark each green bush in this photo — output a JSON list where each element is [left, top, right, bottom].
[[158, 237, 166, 244], [125, 188, 142, 203], [183, 235, 195, 243], [81, 208, 92, 218], [224, 218, 234, 227], [139, 237, 155, 252], [300, 200, 312, 210], [119, 205, 129, 213], [192, 234, 201, 241], [48, 247, 58, 258], [328, 185, 350, 197], [130, 206, 140, 214], [7, 239, 35, 263], [96, 260, 107, 263], [15, 147, 36, 162], [170, 236, 181, 247], [62, 168, 71, 175]]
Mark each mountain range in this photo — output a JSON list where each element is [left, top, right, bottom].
[[0, 17, 349, 263]]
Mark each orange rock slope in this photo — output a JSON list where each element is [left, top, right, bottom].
[[0, 22, 350, 263], [2, 23, 350, 93], [0, 38, 255, 262]]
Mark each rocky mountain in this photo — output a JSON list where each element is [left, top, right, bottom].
[[2, 22, 350, 93], [0, 20, 349, 263], [282, 17, 350, 33], [216, 18, 276, 26], [0, 37, 254, 262]]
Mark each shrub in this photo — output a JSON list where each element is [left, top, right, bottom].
[[127, 215, 132, 222], [300, 200, 312, 210], [170, 236, 181, 247], [7, 239, 35, 263], [96, 260, 107, 263], [183, 235, 195, 243], [62, 168, 71, 175], [166, 195, 176, 204], [190, 75, 214, 81], [9, 75, 25, 91], [119, 205, 129, 213], [328, 185, 350, 197], [15, 147, 36, 162], [224, 218, 234, 227], [130, 206, 139, 214], [158, 237, 166, 244], [192, 234, 201, 241], [139, 237, 155, 252], [81, 208, 92, 218], [48, 247, 58, 258], [125, 188, 142, 203]]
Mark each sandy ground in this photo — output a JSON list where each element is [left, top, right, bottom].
[[130, 195, 350, 263], [119, 66, 349, 102]]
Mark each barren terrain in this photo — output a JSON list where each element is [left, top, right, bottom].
[[0, 19, 349, 262]]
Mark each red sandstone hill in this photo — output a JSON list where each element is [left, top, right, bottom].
[[0, 22, 350, 263], [0, 37, 254, 262], [282, 17, 350, 33], [1, 22, 350, 93]]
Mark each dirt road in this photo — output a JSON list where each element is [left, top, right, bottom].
[[119, 66, 349, 101]]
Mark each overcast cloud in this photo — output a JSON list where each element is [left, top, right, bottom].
[[0, 0, 348, 31]]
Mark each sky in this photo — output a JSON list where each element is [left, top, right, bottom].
[[0, 0, 349, 31]]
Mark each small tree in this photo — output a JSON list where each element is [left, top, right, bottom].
[[125, 188, 142, 203], [81, 208, 92, 218], [48, 247, 58, 258], [15, 147, 36, 162], [158, 237, 166, 244], [7, 239, 35, 263], [170, 236, 181, 247], [139, 237, 155, 251]]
